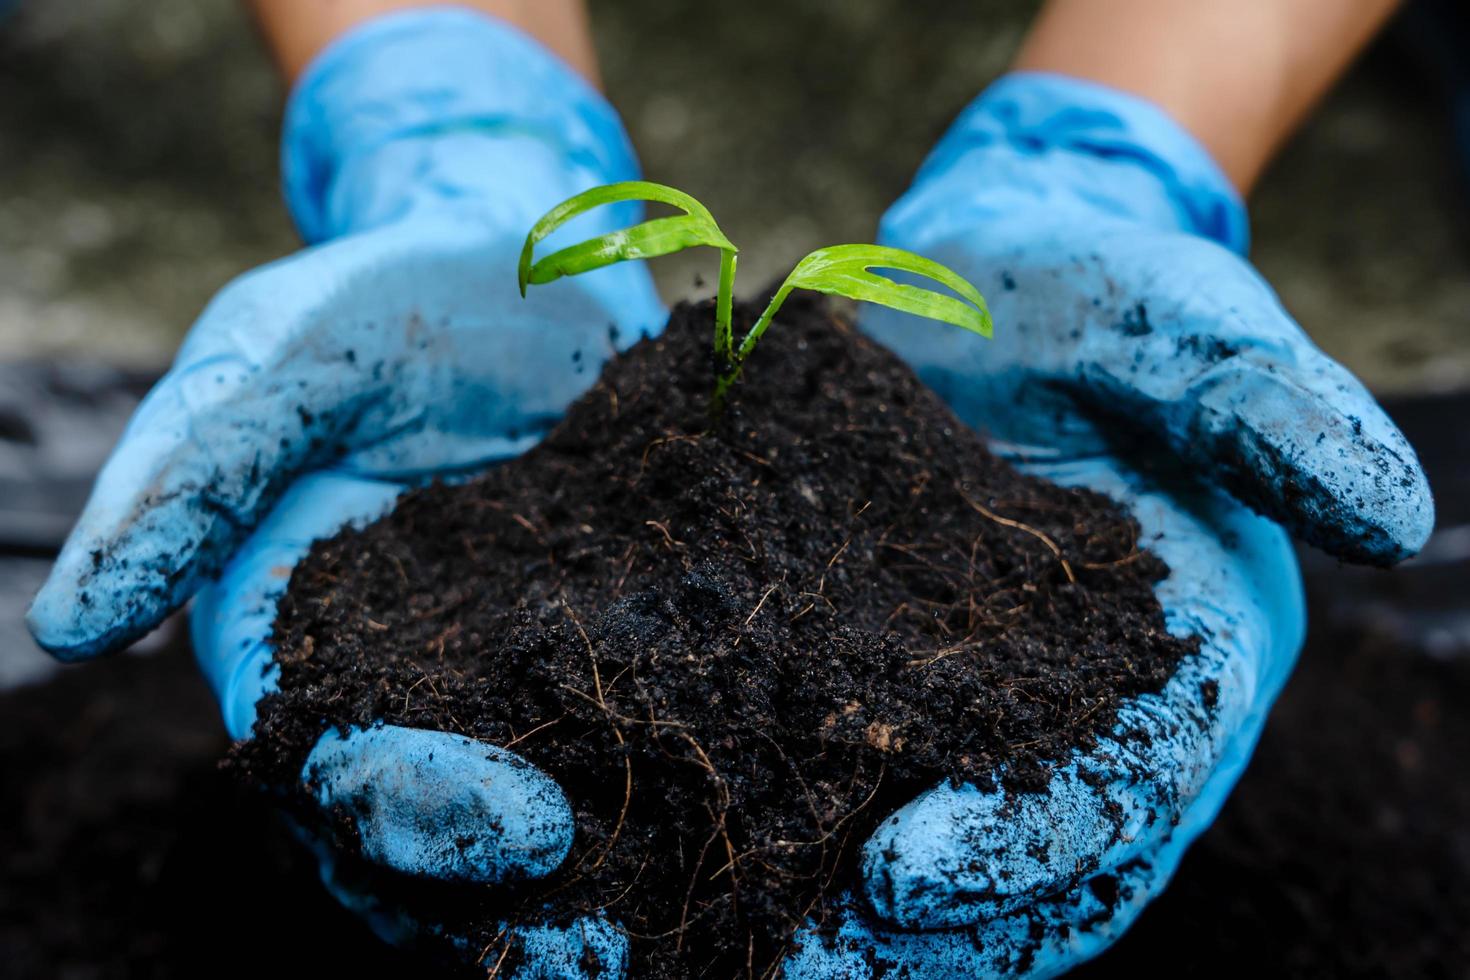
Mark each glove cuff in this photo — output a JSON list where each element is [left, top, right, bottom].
[[913, 71, 1250, 254], [282, 7, 639, 243]]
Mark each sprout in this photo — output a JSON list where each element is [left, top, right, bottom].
[[518, 182, 992, 408], [517, 181, 739, 368]]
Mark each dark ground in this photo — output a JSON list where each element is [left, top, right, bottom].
[[2, 390, 1465, 977], [2, 1, 1468, 392]]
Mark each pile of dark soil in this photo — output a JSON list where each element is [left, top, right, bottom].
[[236, 295, 1193, 976]]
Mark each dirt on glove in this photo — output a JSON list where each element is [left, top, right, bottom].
[[233, 294, 1197, 977]]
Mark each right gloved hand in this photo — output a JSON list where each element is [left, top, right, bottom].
[[782, 72, 1432, 977], [27, 10, 664, 972]]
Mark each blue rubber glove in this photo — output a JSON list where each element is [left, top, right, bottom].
[[26, 10, 661, 971], [783, 73, 1434, 977]]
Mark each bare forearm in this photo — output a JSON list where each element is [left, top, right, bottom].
[[1014, 0, 1401, 193], [247, 0, 599, 85]]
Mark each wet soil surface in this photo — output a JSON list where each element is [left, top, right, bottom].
[[236, 296, 1191, 976]]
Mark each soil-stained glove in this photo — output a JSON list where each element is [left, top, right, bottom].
[[26, 10, 661, 972], [784, 72, 1435, 977]]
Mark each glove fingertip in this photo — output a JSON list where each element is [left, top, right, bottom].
[[1187, 364, 1436, 566], [26, 563, 153, 662], [303, 725, 575, 884], [506, 917, 628, 979]]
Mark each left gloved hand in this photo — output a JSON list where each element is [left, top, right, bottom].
[[784, 72, 1433, 977], [27, 10, 662, 972]]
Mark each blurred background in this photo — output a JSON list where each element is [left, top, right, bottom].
[[1, 1, 1466, 976], [4, 0, 1469, 385]]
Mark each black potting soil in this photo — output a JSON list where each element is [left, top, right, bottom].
[[229, 294, 1195, 977]]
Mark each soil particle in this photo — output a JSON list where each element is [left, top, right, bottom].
[[237, 294, 1194, 976]]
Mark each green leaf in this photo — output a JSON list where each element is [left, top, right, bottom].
[[517, 181, 737, 297], [735, 244, 992, 363]]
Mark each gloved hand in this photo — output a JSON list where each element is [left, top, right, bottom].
[[26, 10, 662, 972], [784, 72, 1434, 977]]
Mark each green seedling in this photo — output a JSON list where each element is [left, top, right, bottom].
[[518, 181, 992, 407]]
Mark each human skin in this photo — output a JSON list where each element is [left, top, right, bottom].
[[1013, 0, 1403, 193], [247, 0, 602, 83]]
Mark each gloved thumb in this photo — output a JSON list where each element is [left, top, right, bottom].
[[28, 217, 654, 660]]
